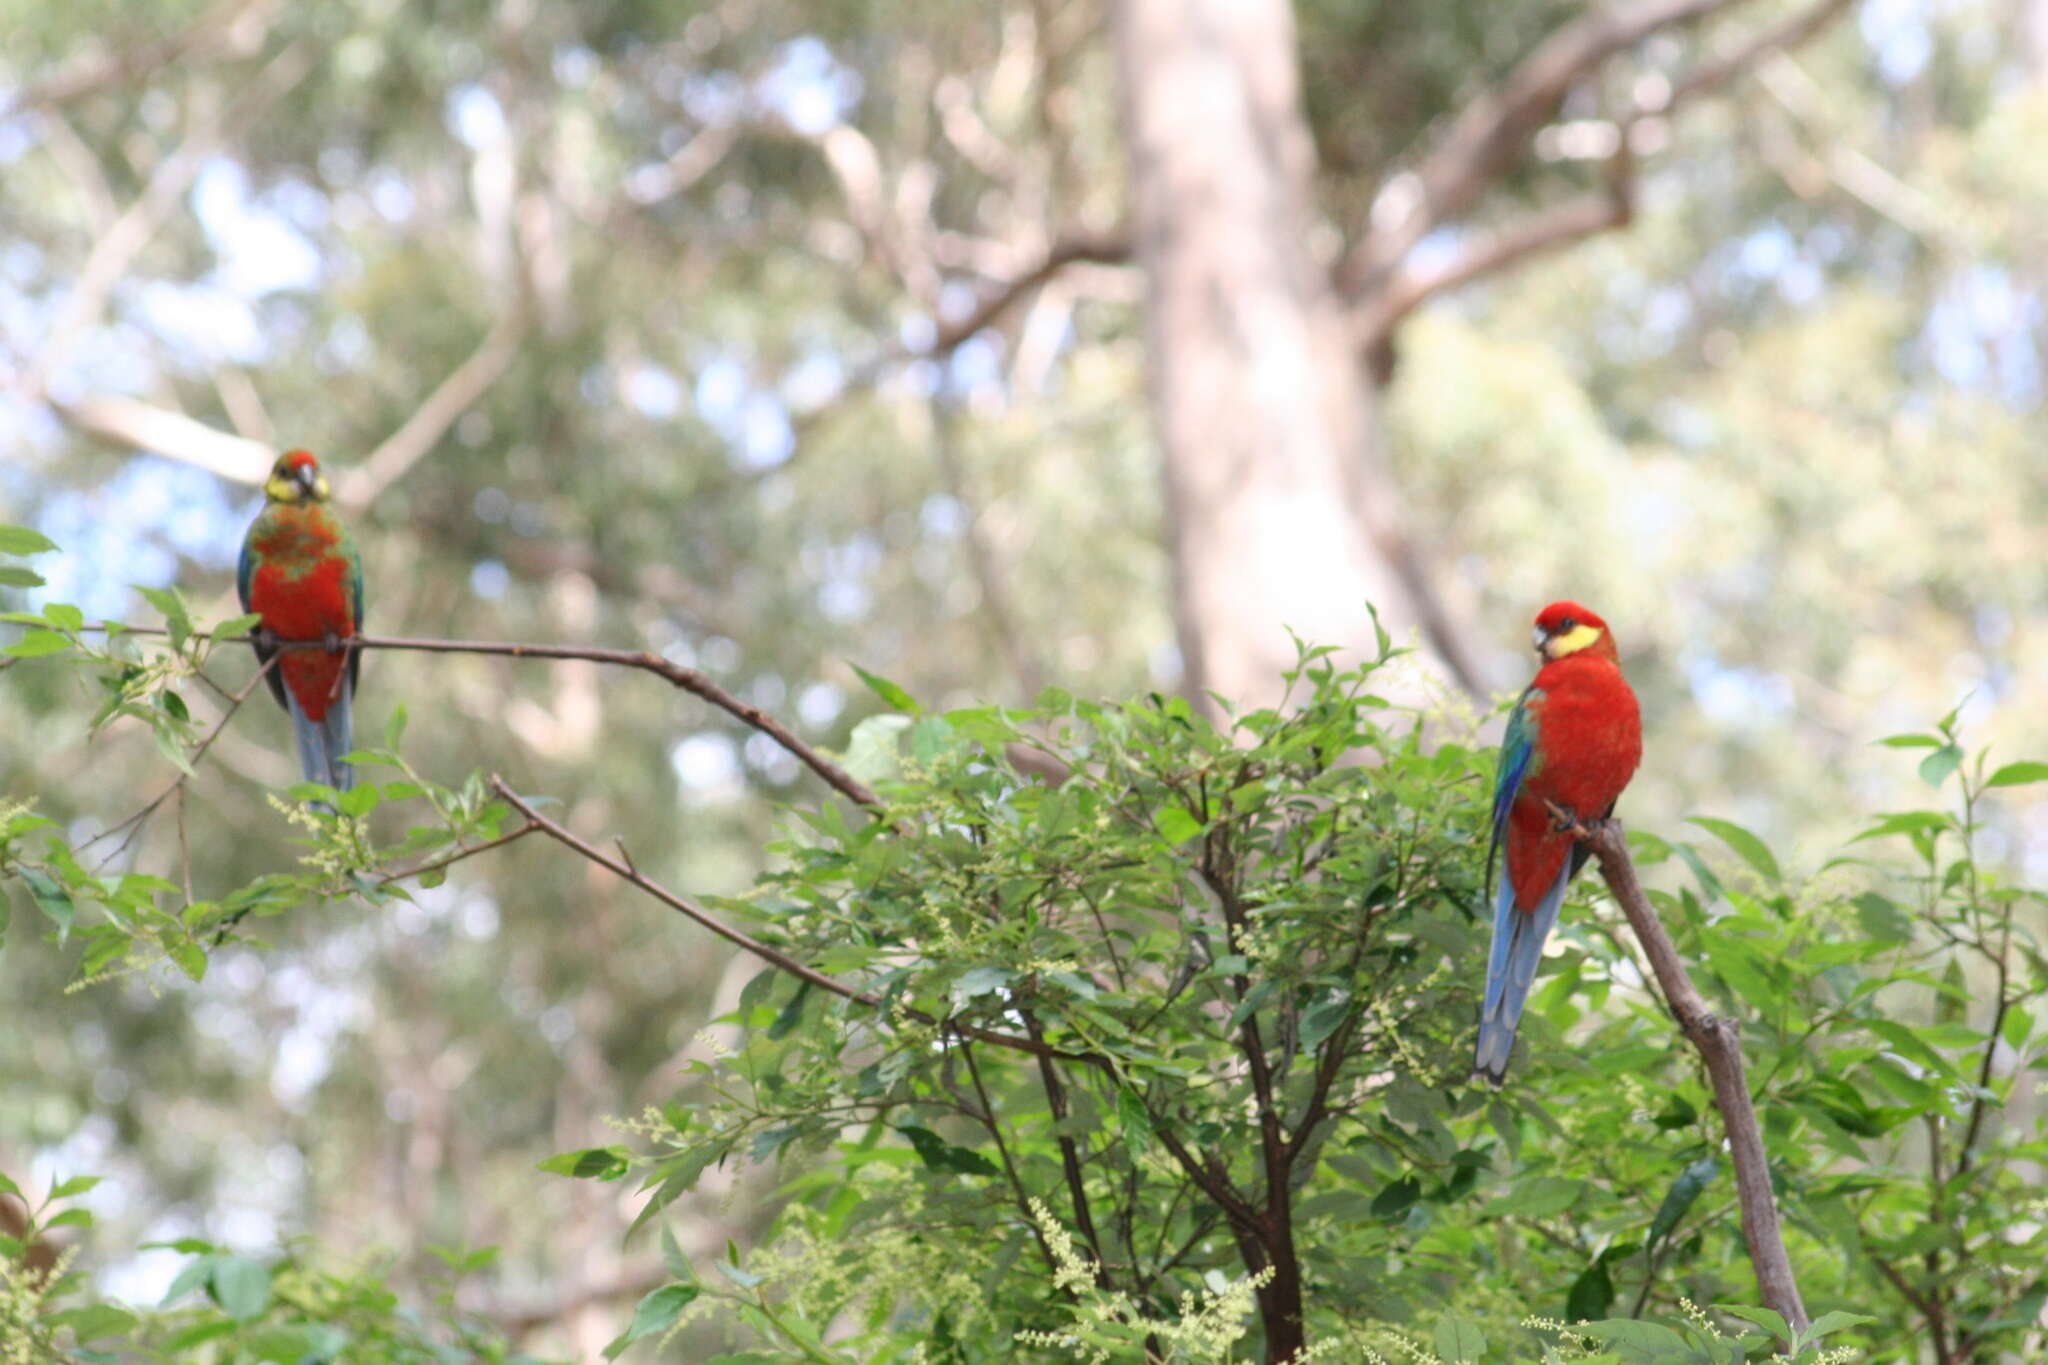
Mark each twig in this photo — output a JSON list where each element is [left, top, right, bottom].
[[929, 234, 1128, 355], [490, 777, 1078, 1063], [1558, 808, 1810, 1334], [374, 820, 543, 889], [81, 654, 278, 867], [19, 40, 314, 399], [336, 311, 531, 509], [1336, 0, 1749, 303], [106, 626, 883, 812], [0, 0, 277, 120], [1349, 0, 1851, 353]]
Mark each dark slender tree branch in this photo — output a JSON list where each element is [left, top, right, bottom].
[[104, 626, 884, 812], [490, 777, 1077, 1063], [929, 233, 1128, 354], [958, 1039, 1070, 1287], [374, 820, 543, 889], [1020, 1010, 1113, 1287], [1561, 809, 1810, 1334]]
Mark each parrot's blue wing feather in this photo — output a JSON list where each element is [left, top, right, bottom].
[[1484, 687, 1542, 907], [1473, 853, 1571, 1084]]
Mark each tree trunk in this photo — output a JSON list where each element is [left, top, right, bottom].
[[1113, 0, 1452, 718]]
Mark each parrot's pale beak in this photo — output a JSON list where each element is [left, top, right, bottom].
[[1532, 626, 1549, 655]]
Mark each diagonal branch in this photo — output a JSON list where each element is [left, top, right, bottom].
[[0, 0, 279, 120], [1346, 0, 1852, 365], [1356, 151, 1632, 362], [18, 39, 314, 400], [1336, 0, 1749, 303], [491, 777, 1077, 1063], [929, 233, 1129, 355], [1563, 811, 1810, 1335], [336, 311, 531, 509], [51, 395, 275, 484]]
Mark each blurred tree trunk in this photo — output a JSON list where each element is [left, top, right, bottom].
[[1114, 0, 1473, 716]]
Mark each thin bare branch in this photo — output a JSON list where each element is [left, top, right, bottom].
[[1337, 0, 1749, 303], [930, 233, 1128, 355], [336, 311, 531, 509], [490, 777, 1078, 1063], [0, 0, 278, 120], [1563, 811, 1810, 1334], [107, 625, 883, 811], [1357, 153, 1631, 359], [50, 395, 275, 484], [1348, 0, 1852, 360], [19, 40, 314, 399]]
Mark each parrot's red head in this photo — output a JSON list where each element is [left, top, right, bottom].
[[264, 449, 330, 504], [1532, 601, 1618, 663]]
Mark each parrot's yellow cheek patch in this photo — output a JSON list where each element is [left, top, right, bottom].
[[1546, 624, 1603, 658]]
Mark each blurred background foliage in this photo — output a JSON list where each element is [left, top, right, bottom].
[[2, 0, 2046, 1356]]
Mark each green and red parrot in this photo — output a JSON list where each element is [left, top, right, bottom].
[[238, 450, 363, 799], [1475, 601, 1642, 1085]]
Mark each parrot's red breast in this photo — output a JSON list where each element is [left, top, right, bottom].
[[245, 516, 357, 723]]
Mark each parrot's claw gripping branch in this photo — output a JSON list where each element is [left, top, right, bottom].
[[1561, 813, 1811, 1337]]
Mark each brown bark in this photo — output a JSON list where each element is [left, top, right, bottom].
[[1572, 816, 1811, 1335], [1113, 0, 1466, 718]]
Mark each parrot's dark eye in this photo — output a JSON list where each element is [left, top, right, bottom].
[[1558, 617, 1575, 631]]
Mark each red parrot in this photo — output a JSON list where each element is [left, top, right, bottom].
[[1474, 601, 1642, 1085], [237, 450, 364, 800]]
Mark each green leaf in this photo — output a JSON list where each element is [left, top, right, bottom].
[[1433, 1312, 1487, 1362], [1490, 1176, 1584, 1219], [136, 585, 192, 646], [0, 525, 58, 555], [5, 629, 71, 658], [845, 713, 911, 781], [1876, 733, 1941, 748], [603, 1283, 702, 1358], [0, 566, 44, 587], [22, 868, 74, 943], [338, 783, 381, 818], [212, 612, 263, 639], [43, 603, 83, 631], [1799, 1310, 1878, 1343], [1565, 1255, 1614, 1323], [538, 1146, 633, 1181], [1370, 1177, 1420, 1219], [948, 966, 1013, 1010], [166, 939, 207, 983], [1154, 805, 1203, 843], [849, 662, 919, 713], [1715, 1304, 1790, 1341], [1574, 1319, 1690, 1350], [1918, 744, 1964, 789], [660, 1223, 694, 1281], [1687, 817, 1780, 883], [1298, 993, 1351, 1050], [0, 1172, 17, 1199], [48, 1174, 103, 1200], [208, 1254, 272, 1322], [1116, 1086, 1152, 1153], [1986, 761, 2048, 788], [44, 1207, 94, 1229], [47, 1304, 136, 1341], [1646, 1156, 1718, 1250], [897, 1124, 998, 1177], [2000, 1003, 2032, 1051]]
